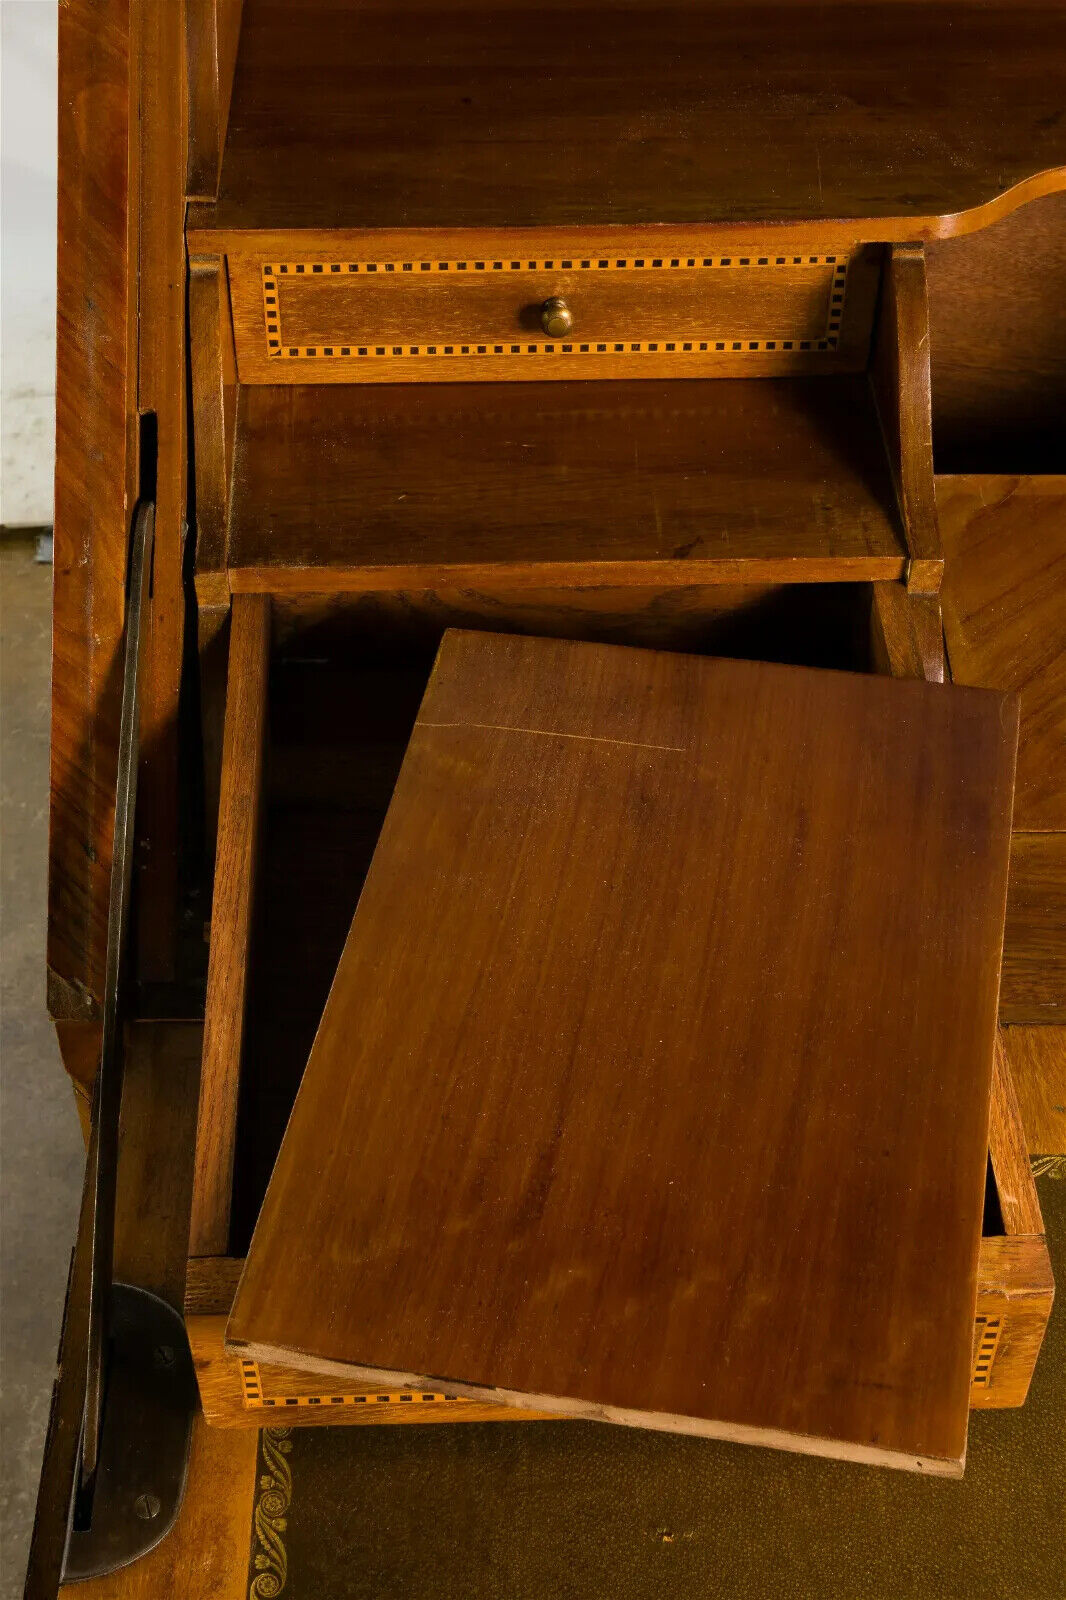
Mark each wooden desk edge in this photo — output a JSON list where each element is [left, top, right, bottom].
[[186, 166, 1066, 251]]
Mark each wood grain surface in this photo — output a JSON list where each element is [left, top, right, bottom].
[[988, 1035, 1044, 1238], [189, 253, 238, 597], [998, 1027, 1066, 1160], [869, 584, 945, 684], [48, 0, 136, 1020], [189, 1069, 1054, 1428], [267, 585, 874, 669], [50, 0, 195, 1017], [938, 475, 1066, 832], [224, 379, 906, 591], [1001, 835, 1066, 1025], [188, 1312, 558, 1428], [189, 253, 239, 864], [229, 631, 1018, 1472], [222, 589, 871, 1258], [190, 2, 1066, 233], [189, 594, 271, 1256], [186, 0, 244, 199], [226, 247, 876, 384], [970, 1233, 1056, 1411], [132, 0, 189, 986], [869, 247, 941, 594], [928, 189, 1066, 473]]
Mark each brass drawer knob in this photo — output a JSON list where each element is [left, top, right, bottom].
[[541, 296, 573, 337]]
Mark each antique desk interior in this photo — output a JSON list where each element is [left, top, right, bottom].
[[33, 0, 1066, 1594]]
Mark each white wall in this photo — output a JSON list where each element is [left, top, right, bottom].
[[1, 1, 59, 527]]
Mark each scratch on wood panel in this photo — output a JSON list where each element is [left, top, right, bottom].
[[416, 720, 685, 754]]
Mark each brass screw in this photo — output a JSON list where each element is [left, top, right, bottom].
[[540, 297, 573, 337], [134, 1492, 161, 1521]]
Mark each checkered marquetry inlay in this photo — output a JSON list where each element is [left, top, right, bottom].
[[259, 253, 849, 363], [240, 1358, 462, 1413], [971, 1316, 1002, 1388]]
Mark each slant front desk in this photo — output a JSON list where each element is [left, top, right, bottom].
[[31, 1, 1066, 1595]]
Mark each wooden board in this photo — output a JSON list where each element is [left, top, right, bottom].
[[223, 588, 874, 1255], [938, 475, 1066, 832], [868, 247, 941, 595], [998, 1027, 1066, 1164], [229, 631, 1018, 1473], [1002, 834, 1066, 1025], [131, 0, 189, 987], [224, 379, 906, 592], [50, 0, 193, 1017], [869, 584, 944, 684], [190, 594, 271, 1256], [48, 0, 137, 1020], [928, 189, 1066, 473], [191, 2, 1066, 234], [988, 1035, 1044, 1239], [186, 0, 245, 199]]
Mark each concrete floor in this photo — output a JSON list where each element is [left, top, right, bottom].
[[1, 536, 85, 1597]]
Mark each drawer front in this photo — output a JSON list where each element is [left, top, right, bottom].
[[228, 246, 878, 383]]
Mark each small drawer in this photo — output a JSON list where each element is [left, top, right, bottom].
[[227, 245, 879, 384]]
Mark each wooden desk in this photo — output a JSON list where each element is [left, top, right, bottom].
[[34, 0, 1066, 1592]]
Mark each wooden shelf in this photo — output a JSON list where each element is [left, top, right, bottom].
[[222, 377, 906, 592], [190, 1, 1066, 235]]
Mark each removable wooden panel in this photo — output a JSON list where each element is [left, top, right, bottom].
[[230, 249, 870, 382], [229, 631, 1018, 1472], [226, 589, 880, 1250]]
